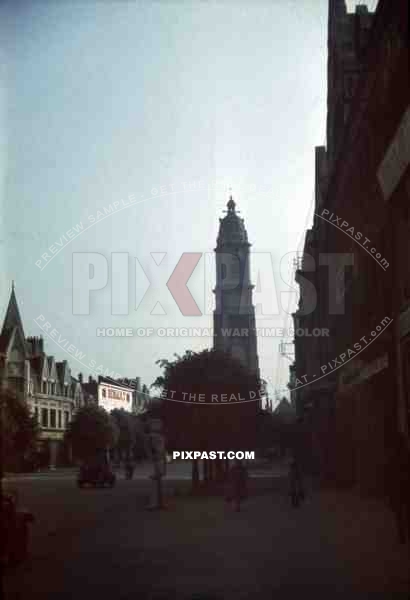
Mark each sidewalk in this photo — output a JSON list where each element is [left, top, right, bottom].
[[315, 485, 410, 594], [4, 467, 77, 480]]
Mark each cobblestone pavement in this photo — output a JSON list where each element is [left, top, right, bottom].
[[3, 474, 410, 600]]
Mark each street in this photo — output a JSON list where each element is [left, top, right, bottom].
[[4, 462, 410, 599]]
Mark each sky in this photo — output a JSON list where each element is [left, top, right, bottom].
[[0, 0, 379, 404]]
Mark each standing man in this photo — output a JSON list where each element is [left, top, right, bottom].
[[145, 418, 166, 510], [227, 459, 248, 512]]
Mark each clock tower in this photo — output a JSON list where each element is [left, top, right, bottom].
[[213, 197, 259, 376]]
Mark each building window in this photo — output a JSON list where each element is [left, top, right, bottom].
[[64, 411, 70, 428], [58, 410, 62, 428], [34, 406, 39, 423], [102, 388, 106, 398], [41, 408, 48, 428], [42, 381, 46, 394], [50, 409, 56, 428]]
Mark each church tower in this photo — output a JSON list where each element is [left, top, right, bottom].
[[213, 197, 259, 376]]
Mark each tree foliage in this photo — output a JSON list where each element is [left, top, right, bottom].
[[65, 405, 119, 461], [151, 348, 262, 451], [110, 409, 147, 459], [1, 388, 39, 472]]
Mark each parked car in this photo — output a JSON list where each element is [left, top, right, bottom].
[[1, 492, 35, 566], [77, 463, 116, 488]]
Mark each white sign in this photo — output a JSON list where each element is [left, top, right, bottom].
[[98, 382, 133, 413]]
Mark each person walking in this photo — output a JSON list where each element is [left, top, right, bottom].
[[227, 459, 248, 512], [124, 458, 135, 480]]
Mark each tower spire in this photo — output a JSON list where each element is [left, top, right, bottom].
[[1, 282, 25, 339], [227, 195, 236, 213]]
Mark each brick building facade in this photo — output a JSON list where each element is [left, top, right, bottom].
[[292, 0, 409, 494]]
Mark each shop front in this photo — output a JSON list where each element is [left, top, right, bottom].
[[337, 353, 392, 496]]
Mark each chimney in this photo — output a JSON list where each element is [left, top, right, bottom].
[[134, 377, 141, 390], [27, 336, 44, 357], [78, 373, 83, 384], [88, 375, 93, 384]]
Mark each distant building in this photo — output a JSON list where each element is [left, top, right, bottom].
[[0, 284, 84, 468], [82, 375, 134, 413], [116, 376, 147, 413]]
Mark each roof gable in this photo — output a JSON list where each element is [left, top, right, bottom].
[[1, 285, 25, 340], [1, 326, 27, 360]]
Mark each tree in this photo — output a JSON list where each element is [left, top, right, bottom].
[[0, 388, 39, 473], [110, 409, 135, 459], [65, 405, 119, 462], [110, 409, 147, 460], [151, 348, 262, 452]]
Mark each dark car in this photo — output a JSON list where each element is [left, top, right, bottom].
[[77, 463, 116, 488]]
